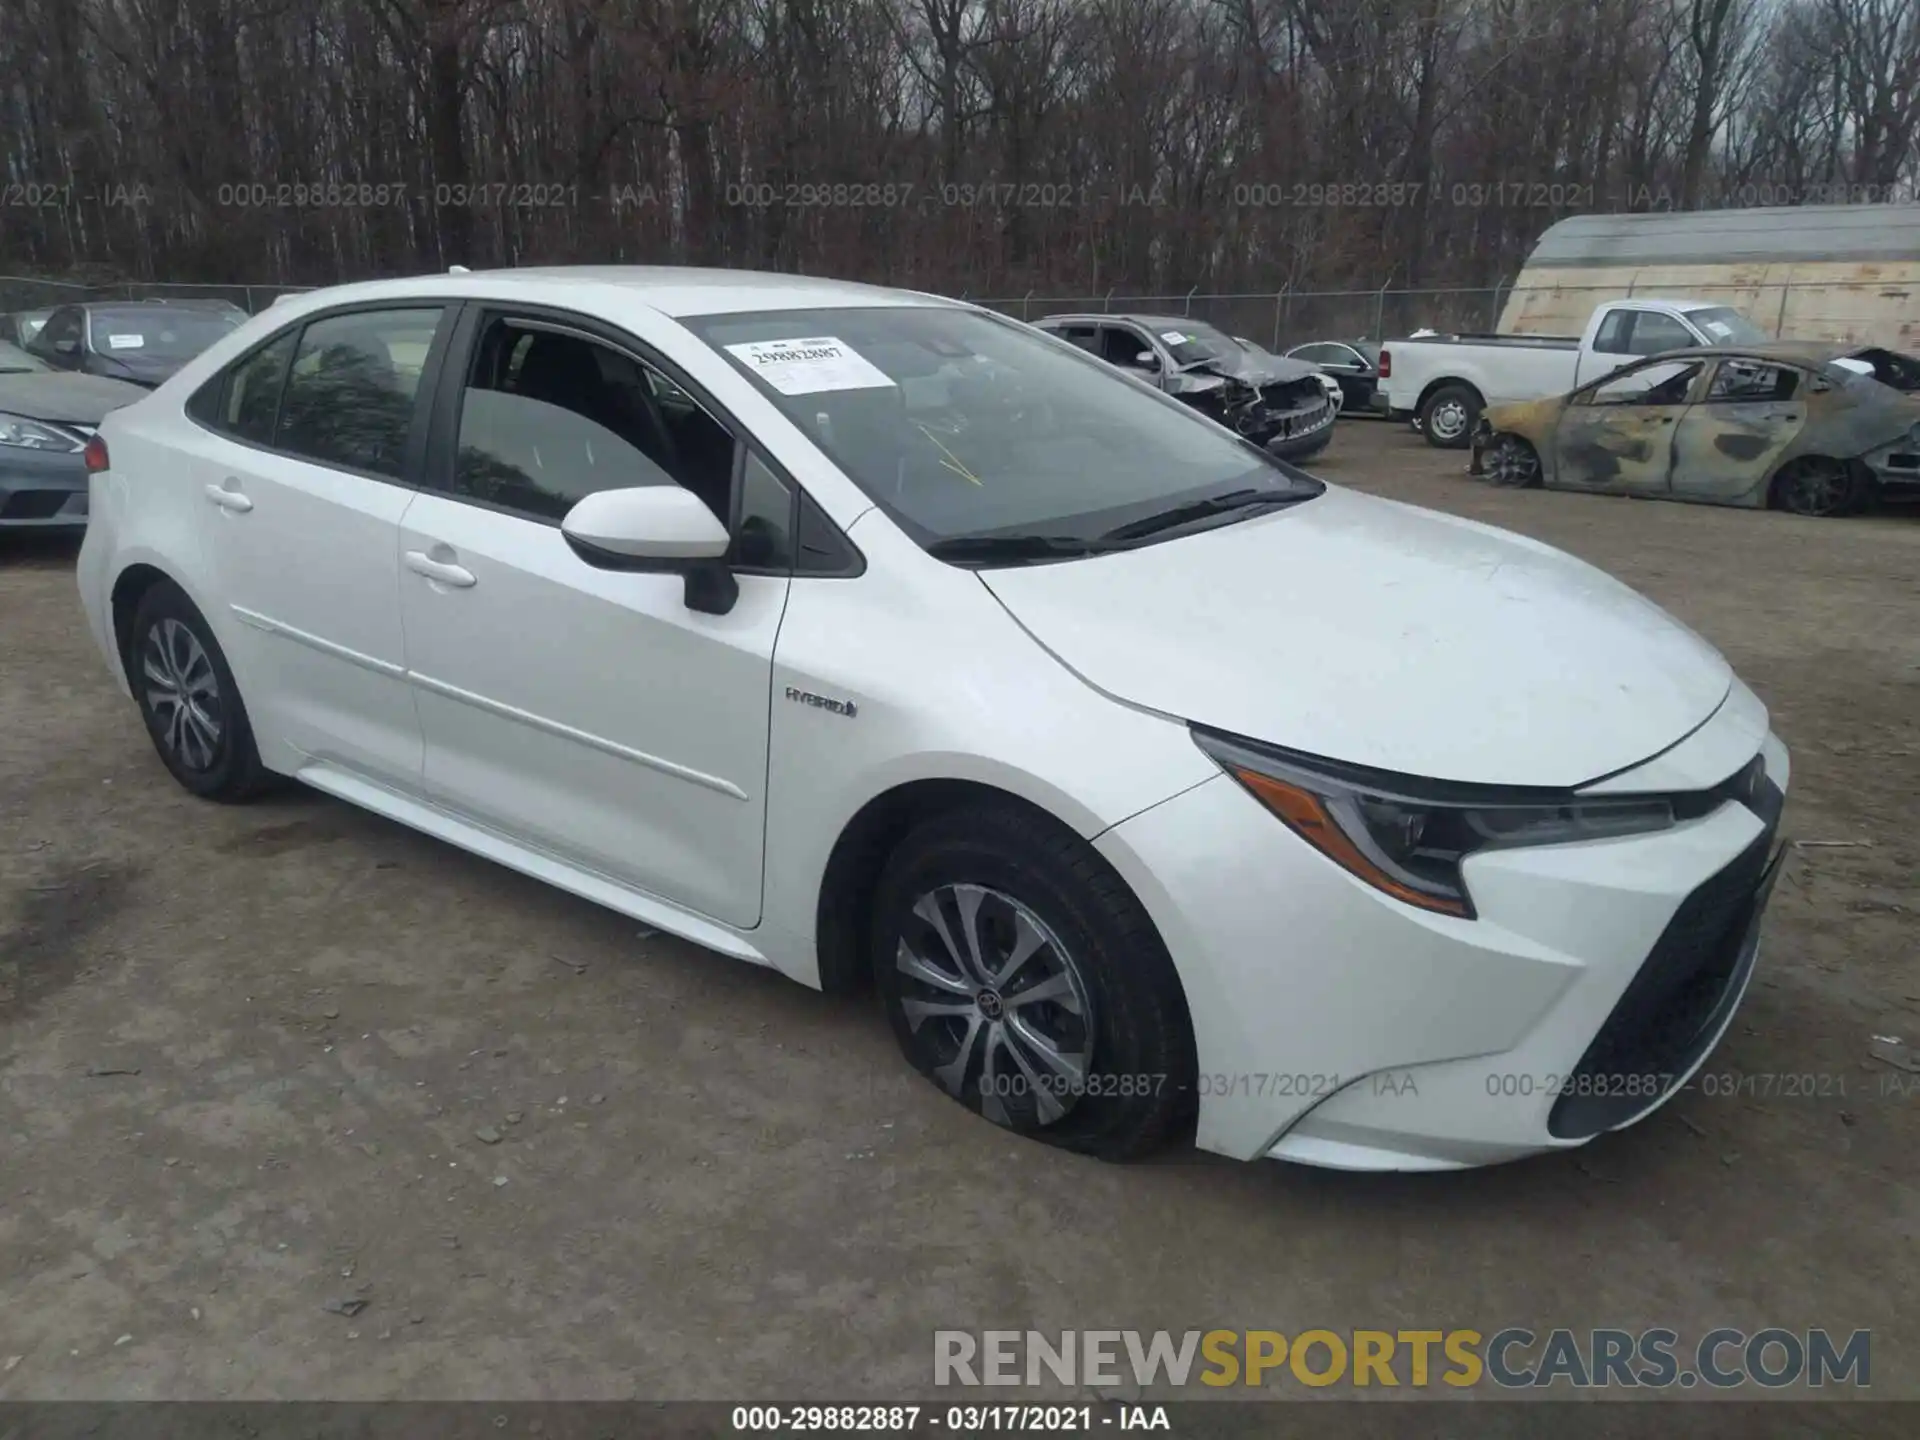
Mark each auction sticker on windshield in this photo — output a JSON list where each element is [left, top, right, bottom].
[[1159, 331, 1189, 344], [107, 334, 147, 350], [725, 336, 895, 395]]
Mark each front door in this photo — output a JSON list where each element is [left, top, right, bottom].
[[1553, 358, 1707, 494], [397, 309, 788, 927], [1670, 358, 1811, 504]]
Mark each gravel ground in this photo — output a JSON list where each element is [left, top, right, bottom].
[[0, 419, 1915, 1409]]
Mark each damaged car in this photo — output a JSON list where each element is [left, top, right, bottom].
[[1470, 343, 1920, 518], [1034, 313, 1335, 461]]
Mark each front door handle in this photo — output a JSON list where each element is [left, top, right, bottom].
[[204, 482, 253, 513], [404, 550, 477, 589]]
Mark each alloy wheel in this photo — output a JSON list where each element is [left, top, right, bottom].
[[1487, 436, 1540, 487], [141, 618, 223, 771], [1778, 459, 1851, 518], [894, 883, 1094, 1128]]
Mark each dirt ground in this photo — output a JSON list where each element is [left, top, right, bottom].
[[1, 420, 1915, 1406]]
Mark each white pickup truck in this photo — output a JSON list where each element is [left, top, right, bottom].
[[1381, 298, 1769, 448]]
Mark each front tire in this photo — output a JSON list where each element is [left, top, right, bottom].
[[1419, 383, 1481, 450], [1483, 434, 1542, 487], [127, 580, 273, 802], [871, 803, 1195, 1160]]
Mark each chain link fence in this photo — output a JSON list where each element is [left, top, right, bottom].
[[4, 274, 1904, 351], [0, 276, 316, 316], [968, 279, 1907, 351], [968, 287, 1510, 352]]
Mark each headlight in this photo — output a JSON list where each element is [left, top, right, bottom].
[[1907, 420, 1920, 445], [0, 412, 82, 452], [1192, 728, 1676, 918]]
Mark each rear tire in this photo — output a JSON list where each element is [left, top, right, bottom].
[[1419, 383, 1481, 450], [871, 802, 1195, 1160], [1769, 457, 1858, 518], [127, 580, 274, 802]]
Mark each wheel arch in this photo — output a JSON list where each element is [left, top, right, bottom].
[[1416, 375, 1486, 417], [811, 773, 1172, 997], [110, 561, 182, 677], [1765, 453, 1864, 514]]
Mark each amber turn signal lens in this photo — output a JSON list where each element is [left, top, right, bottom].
[[1229, 766, 1469, 917]]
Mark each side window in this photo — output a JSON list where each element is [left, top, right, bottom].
[[274, 308, 442, 477], [204, 331, 297, 443], [1295, 344, 1338, 364], [1592, 309, 1633, 355], [1055, 324, 1100, 354], [451, 316, 734, 524], [1587, 359, 1704, 407], [731, 450, 794, 570], [1099, 327, 1154, 369], [1708, 360, 1798, 403], [1627, 312, 1697, 357], [32, 307, 82, 358]]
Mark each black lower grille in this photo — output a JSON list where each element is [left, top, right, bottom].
[[1, 489, 77, 520], [1548, 826, 1781, 1140]]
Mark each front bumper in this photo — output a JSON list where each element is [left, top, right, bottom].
[[1262, 401, 1337, 461], [1863, 440, 1920, 495], [0, 447, 90, 527], [1095, 709, 1789, 1170], [1467, 419, 1492, 475]]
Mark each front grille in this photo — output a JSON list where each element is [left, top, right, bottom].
[[1548, 822, 1780, 1140], [1, 489, 77, 520]]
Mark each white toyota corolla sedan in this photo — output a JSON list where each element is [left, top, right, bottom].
[[76, 267, 1789, 1171]]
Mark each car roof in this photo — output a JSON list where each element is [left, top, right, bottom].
[[247, 267, 969, 321], [1037, 313, 1211, 330], [1639, 341, 1878, 366]]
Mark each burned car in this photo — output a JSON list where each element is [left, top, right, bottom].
[[1470, 343, 1920, 518], [1033, 313, 1334, 461]]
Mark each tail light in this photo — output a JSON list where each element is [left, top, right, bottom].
[[83, 435, 110, 473], [1378, 349, 1392, 378]]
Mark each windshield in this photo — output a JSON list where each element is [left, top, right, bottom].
[[1149, 320, 1245, 368], [87, 307, 242, 360], [1686, 306, 1766, 345], [688, 306, 1321, 552]]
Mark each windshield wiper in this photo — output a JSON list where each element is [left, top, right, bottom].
[[1097, 487, 1295, 545], [925, 533, 1101, 566]]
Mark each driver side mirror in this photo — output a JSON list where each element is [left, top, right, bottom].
[[1133, 350, 1161, 371], [53, 338, 78, 355], [561, 486, 739, 615]]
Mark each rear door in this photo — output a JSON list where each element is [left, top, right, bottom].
[[187, 303, 453, 788], [1670, 358, 1810, 504], [1552, 357, 1708, 494]]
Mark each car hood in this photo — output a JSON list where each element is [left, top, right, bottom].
[[1180, 351, 1322, 388], [1484, 393, 1570, 442], [89, 351, 186, 387], [980, 486, 1733, 788], [0, 371, 151, 423]]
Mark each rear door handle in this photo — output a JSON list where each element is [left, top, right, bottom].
[[404, 550, 476, 588], [204, 482, 253, 513]]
